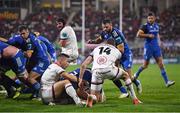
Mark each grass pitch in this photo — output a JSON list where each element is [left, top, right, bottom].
[[0, 64, 179, 112]]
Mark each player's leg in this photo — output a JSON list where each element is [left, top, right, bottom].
[[0, 74, 17, 98], [54, 79, 83, 106], [29, 59, 50, 99], [154, 56, 175, 87], [28, 71, 41, 98], [134, 47, 151, 79], [112, 80, 128, 98], [117, 68, 142, 105], [86, 70, 103, 107], [121, 53, 142, 94]]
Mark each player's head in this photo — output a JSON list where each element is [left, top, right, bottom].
[[147, 12, 156, 24], [18, 25, 29, 40], [57, 53, 70, 69], [105, 38, 115, 46], [56, 18, 66, 31], [102, 18, 112, 33]]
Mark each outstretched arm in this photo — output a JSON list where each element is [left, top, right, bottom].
[[87, 36, 103, 44], [0, 37, 8, 42], [78, 55, 93, 87], [60, 71, 78, 82]]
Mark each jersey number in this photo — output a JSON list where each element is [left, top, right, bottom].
[[99, 47, 111, 55]]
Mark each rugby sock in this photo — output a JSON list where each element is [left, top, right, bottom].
[[32, 82, 40, 91], [133, 79, 140, 87], [160, 68, 169, 83], [15, 79, 22, 86], [125, 78, 137, 99], [1, 75, 20, 88], [113, 80, 127, 93], [65, 83, 80, 104], [135, 66, 144, 79]]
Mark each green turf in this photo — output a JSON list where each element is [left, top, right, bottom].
[[0, 64, 180, 112]]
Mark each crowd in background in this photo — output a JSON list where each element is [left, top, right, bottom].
[[0, 5, 179, 59]]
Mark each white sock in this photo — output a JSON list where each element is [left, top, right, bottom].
[[65, 83, 80, 104], [125, 78, 137, 99]]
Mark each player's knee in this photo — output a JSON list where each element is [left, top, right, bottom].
[[142, 64, 148, 69], [158, 62, 164, 68], [63, 79, 71, 84]]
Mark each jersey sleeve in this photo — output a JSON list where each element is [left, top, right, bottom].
[[55, 65, 65, 75], [60, 27, 69, 40], [115, 30, 125, 45], [7, 35, 20, 45], [140, 24, 148, 33]]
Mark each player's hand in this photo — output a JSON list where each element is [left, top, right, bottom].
[[78, 78, 83, 88], [24, 50, 33, 58], [87, 39, 94, 44], [148, 34, 154, 38]]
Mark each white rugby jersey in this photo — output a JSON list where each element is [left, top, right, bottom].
[[91, 44, 121, 70], [41, 63, 65, 87], [59, 26, 79, 59]]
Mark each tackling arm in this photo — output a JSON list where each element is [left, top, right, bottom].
[[0, 37, 8, 42], [88, 36, 103, 44], [60, 71, 78, 82], [116, 43, 124, 53], [79, 56, 93, 87]]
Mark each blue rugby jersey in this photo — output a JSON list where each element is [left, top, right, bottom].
[[140, 22, 159, 46], [101, 28, 132, 56], [37, 35, 57, 62]]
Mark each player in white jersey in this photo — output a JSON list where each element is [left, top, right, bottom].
[[40, 53, 83, 106], [78, 38, 141, 107], [56, 18, 79, 64]]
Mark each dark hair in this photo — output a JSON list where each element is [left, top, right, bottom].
[[102, 18, 112, 24], [18, 25, 28, 32], [106, 38, 115, 46], [56, 18, 66, 25], [59, 53, 69, 58], [148, 12, 155, 17]]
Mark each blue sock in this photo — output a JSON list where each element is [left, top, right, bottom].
[[32, 82, 40, 91], [160, 68, 169, 84], [21, 87, 33, 94], [120, 86, 127, 93], [135, 66, 144, 78], [15, 79, 22, 85], [133, 79, 140, 87], [113, 80, 127, 93]]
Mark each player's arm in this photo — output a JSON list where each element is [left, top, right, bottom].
[[116, 43, 124, 53], [59, 39, 70, 47], [79, 55, 93, 87], [115, 32, 125, 53], [88, 36, 103, 44], [60, 71, 77, 82], [24, 50, 33, 58], [157, 33, 162, 46], [0, 37, 8, 42], [59, 30, 70, 47], [137, 25, 154, 38]]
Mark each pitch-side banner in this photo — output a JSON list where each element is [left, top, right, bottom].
[[0, 8, 20, 20]]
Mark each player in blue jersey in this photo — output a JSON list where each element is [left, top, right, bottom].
[[18, 25, 51, 98], [88, 19, 142, 95], [6, 25, 51, 98], [34, 32, 57, 62], [0, 41, 28, 98], [134, 12, 175, 87]]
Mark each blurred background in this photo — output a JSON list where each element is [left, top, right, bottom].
[[0, 0, 180, 64]]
